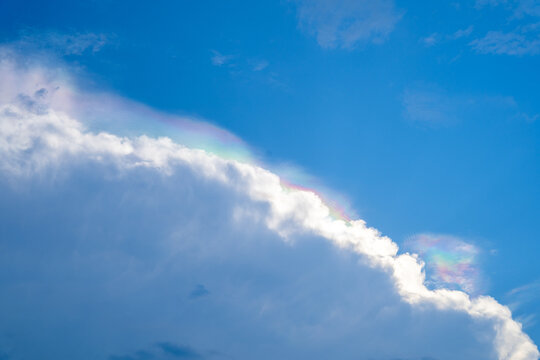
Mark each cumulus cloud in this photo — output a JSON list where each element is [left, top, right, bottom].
[[293, 0, 402, 49], [0, 51, 538, 360]]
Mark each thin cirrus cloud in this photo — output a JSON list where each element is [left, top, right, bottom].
[[470, 28, 540, 56], [420, 26, 474, 48], [402, 87, 464, 125], [0, 48, 538, 359], [11, 29, 109, 56], [471, 0, 540, 55], [505, 281, 540, 330], [401, 85, 538, 126], [210, 50, 234, 67], [293, 0, 402, 49], [211, 50, 270, 74]]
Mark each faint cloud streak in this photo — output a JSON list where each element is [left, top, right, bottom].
[[15, 30, 109, 56], [210, 50, 234, 67], [472, 0, 540, 55], [470, 28, 540, 55], [401, 85, 525, 126], [294, 0, 402, 49]]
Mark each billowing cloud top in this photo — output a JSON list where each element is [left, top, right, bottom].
[[0, 49, 538, 360]]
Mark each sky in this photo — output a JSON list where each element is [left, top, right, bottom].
[[0, 0, 539, 359]]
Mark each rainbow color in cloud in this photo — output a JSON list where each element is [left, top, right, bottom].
[[61, 89, 355, 222], [406, 234, 479, 294]]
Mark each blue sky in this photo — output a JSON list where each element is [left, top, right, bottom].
[[0, 1, 539, 359]]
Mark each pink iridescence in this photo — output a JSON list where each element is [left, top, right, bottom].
[[407, 234, 479, 293]]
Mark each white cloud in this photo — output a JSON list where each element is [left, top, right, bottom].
[[505, 281, 540, 329], [402, 85, 522, 126], [420, 26, 473, 48], [13, 30, 108, 56], [251, 59, 269, 71], [421, 33, 440, 47], [514, 0, 540, 17], [472, 1, 540, 55], [515, 112, 540, 122], [211, 50, 234, 66], [294, 0, 402, 49], [0, 52, 538, 360], [451, 25, 475, 39], [402, 87, 460, 125], [470, 29, 540, 55]]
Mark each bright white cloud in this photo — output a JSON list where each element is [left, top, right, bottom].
[[0, 52, 538, 360], [294, 0, 402, 49]]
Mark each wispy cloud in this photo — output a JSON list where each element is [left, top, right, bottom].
[[420, 26, 474, 48], [294, 0, 402, 49], [505, 280, 540, 329], [402, 85, 522, 126], [211, 51, 270, 72], [450, 25, 474, 39], [470, 27, 540, 55], [210, 50, 234, 67], [210, 52, 280, 88], [14, 30, 109, 56], [421, 33, 439, 47], [515, 111, 540, 122], [514, 0, 540, 17], [472, 0, 540, 55], [507, 281, 540, 310], [402, 87, 460, 125], [250, 59, 269, 71]]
